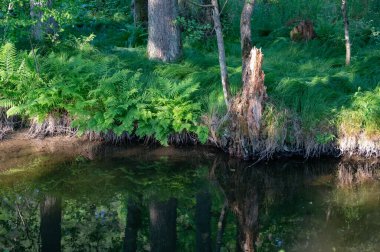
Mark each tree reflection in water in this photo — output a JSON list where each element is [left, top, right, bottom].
[[0, 148, 379, 252], [40, 196, 62, 252], [213, 158, 262, 252]]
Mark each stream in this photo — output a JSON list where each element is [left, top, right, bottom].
[[0, 143, 379, 251]]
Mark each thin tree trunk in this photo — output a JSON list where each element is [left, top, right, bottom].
[[30, 0, 58, 42], [195, 191, 212, 252], [215, 200, 228, 252], [149, 198, 177, 252], [40, 196, 61, 252], [341, 0, 351, 65], [240, 0, 255, 80], [124, 199, 142, 252], [147, 0, 181, 62], [131, 0, 148, 26], [30, 0, 44, 41], [211, 0, 231, 108]]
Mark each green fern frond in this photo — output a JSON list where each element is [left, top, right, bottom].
[[0, 43, 17, 75], [0, 98, 15, 108]]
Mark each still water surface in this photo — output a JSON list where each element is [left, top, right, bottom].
[[0, 145, 379, 251]]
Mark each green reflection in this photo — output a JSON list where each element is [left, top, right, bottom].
[[0, 147, 379, 251]]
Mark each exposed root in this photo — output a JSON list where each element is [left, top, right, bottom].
[[338, 134, 380, 157], [0, 107, 19, 140], [168, 132, 199, 146], [28, 113, 77, 138], [83, 130, 199, 147], [0, 125, 13, 140], [83, 131, 132, 144]]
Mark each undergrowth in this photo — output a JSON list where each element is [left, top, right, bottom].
[[0, 0, 379, 157]]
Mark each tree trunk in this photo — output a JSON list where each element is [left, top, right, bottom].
[[211, 0, 231, 107], [223, 0, 266, 159], [341, 0, 351, 65], [131, 0, 148, 26], [149, 198, 177, 252], [147, 0, 181, 62], [240, 0, 255, 80], [195, 191, 212, 252], [124, 199, 142, 252], [30, 0, 58, 42], [229, 47, 266, 158], [40, 196, 61, 252]]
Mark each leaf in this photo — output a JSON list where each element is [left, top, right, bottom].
[[6, 106, 21, 116]]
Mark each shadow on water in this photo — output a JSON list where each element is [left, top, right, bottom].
[[0, 145, 379, 251]]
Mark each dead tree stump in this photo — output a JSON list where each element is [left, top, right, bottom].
[[225, 47, 267, 159]]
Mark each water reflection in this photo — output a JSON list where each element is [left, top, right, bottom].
[[149, 198, 177, 251], [0, 147, 379, 251], [124, 198, 142, 252], [213, 159, 261, 252], [195, 191, 212, 252], [40, 196, 61, 252]]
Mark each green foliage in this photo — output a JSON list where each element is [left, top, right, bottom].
[[339, 86, 380, 136], [0, 0, 379, 149], [71, 71, 206, 145], [176, 17, 214, 49], [0, 43, 39, 113], [1, 43, 207, 144]]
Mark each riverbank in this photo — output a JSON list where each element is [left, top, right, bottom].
[[1, 17, 379, 159], [1, 130, 379, 165]]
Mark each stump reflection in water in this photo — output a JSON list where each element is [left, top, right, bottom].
[[214, 159, 263, 252]]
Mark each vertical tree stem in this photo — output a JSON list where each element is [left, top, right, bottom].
[[211, 0, 231, 108]]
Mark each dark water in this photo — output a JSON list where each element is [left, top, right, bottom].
[[0, 146, 379, 252]]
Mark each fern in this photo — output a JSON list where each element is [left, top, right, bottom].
[[0, 43, 17, 79], [0, 98, 15, 108]]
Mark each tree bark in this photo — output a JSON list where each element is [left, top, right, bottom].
[[124, 199, 142, 252], [341, 0, 351, 65], [211, 0, 231, 108], [195, 191, 212, 252], [149, 198, 177, 252], [224, 0, 266, 159], [40, 196, 61, 252], [147, 0, 181, 62], [240, 0, 255, 80], [30, 0, 58, 42], [131, 0, 148, 27]]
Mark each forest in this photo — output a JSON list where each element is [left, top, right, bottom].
[[0, 0, 379, 159], [0, 1, 380, 251]]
